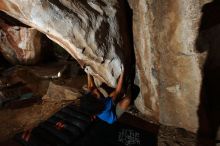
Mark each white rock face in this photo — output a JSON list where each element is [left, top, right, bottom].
[[128, 0, 220, 133], [0, 0, 131, 87]]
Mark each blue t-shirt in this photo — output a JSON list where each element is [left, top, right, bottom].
[[96, 97, 117, 124]]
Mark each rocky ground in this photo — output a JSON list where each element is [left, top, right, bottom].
[[158, 125, 196, 146], [0, 57, 86, 141], [126, 106, 197, 146]]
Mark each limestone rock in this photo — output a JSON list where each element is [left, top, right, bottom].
[[0, 0, 214, 134], [128, 0, 215, 132], [0, 0, 132, 87], [0, 19, 42, 65], [128, 0, 159, 122]]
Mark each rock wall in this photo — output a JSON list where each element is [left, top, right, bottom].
[[127, 0, 160, 122], [0, 0, 216, 133], [0, 18, 42, 65], [128, 0, 215, 132], [0, 0, 132, 87]]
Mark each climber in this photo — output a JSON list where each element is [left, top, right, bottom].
[[80, 68, 132, 124]]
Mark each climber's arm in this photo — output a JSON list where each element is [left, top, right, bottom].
[[109, 70, 124, 101]]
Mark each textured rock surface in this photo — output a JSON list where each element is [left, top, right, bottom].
[[128, 0, 159, 122], [0, 19, 42, 65], [0, 0, 132, 87], [0, 0, 217, 134], [128, 0, 215, 132]]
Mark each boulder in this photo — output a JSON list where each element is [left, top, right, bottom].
[[128, 0, 216, 132], [1, 0, 216, 134], [0, 0, 132, 87], [0, 18, 42, 65]]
